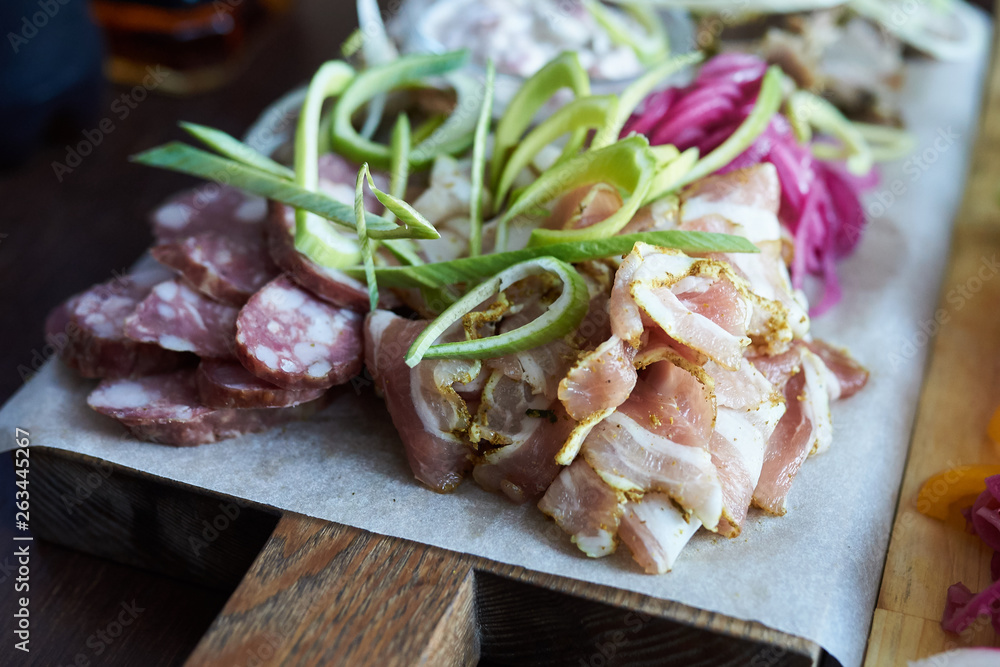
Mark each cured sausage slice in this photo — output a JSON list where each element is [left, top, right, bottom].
[[195, 359, 325, 408], [87, 369, 328, 446], [151, 232, 278, 306], [124, 279, 239, 359], [51, 270, 187, 378], [151, 185, 268, 242], [265, 202, 370, 311], [235, 275, 363, 389]]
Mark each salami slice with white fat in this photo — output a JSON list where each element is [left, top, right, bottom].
[[151, 232, 279, 306], [51, 267, 188, 378], [87, 370, 329, 446], [151, 185, 268, 243], [124, 279, 239, 359], [235, 274, 363, 389], [196, 359, 325, 408], [265, 202, 371, 310]]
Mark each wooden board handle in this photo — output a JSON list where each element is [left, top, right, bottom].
[[184, 515, 478, 667]]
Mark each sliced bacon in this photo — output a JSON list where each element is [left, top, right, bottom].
[[804, 339, 869, 399], [538, 458, 624, 558], [582, 411, 723, 530], [753, 348, 834, 515], [680, 163, 782, 242], [681, 214, 804, 346], [365, 310, 477, 493], [558, 335, 636, 421], [702, 358, 785, 536], [620, 358, 715, 449], [620, 197, 679, 235], [618, 494, 702, 574], [544, 183, 622, 231], [472, 374, 576, 503], [614, 244, 753, 370], [124, 278, 239, 359]]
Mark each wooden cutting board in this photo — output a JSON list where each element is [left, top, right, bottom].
[[863, 9, 1000, 666], [21, 446, 824, 666]]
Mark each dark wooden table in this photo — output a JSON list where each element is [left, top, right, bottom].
[[0, 2, 356, 664], [0, 0, 357, 406]]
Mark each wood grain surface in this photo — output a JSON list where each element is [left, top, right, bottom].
[[863, 10, 1000, 667]]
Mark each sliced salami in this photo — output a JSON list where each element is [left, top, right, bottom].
[[196, 359, 325, 409], [151, 232, 279, 306], [53, 271, 188, 379], [124, 279, 239, 359], [151, 184, 268, 243], [235, 274, 363, 389], [265, 202, 371, 311], [87, 370, 328, 446]]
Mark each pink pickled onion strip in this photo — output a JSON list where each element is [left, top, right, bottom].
[[623, 53, 877, 316], [946, 475, 1000, 635]]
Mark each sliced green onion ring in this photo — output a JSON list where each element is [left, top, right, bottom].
[[355, 164, 380, 311], [380, 114, 423, 265], [405, 257, 589, 366], [789, 90, 873, 176], [594, 52, 703, 149], [852, 122, 916, 162], [677, 65, 784, 189], [582, 0, 668, 66], [644, 146, 700, 205], [491, 52, 591, 190], [330, 51, 473, 169], [502, 136, 656, 247], [295, 60, 360, 268], [349, 230, 759, 289], [179, 122, 295, 180], [496, 95, 619, 206], [469, 60, 495, 257], [130, 144, 438, 240]]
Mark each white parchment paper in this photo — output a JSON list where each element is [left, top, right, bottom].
[[0, 18, 990, 666]]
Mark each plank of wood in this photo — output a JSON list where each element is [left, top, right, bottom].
[[864, 10, 1000, 666], [24, 447, 822, 666]]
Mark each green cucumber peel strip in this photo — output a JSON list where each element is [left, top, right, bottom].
[[495, 95, 619, 206], [295, 60, 359, 268], [677, 65, 784, 189], [347, 230, 759, 289], [643, 146, 700, 205], [130, 144, 439, 241], [405, 257, 589, 366], [469, 61, 495, 257], [179, 122, 295, 180], [490, 52, 591, 191], [511, 136, 656, 247], [594, 51, 703, 148], [356, 164, 380, 311], [330, 50, 473, 170]]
